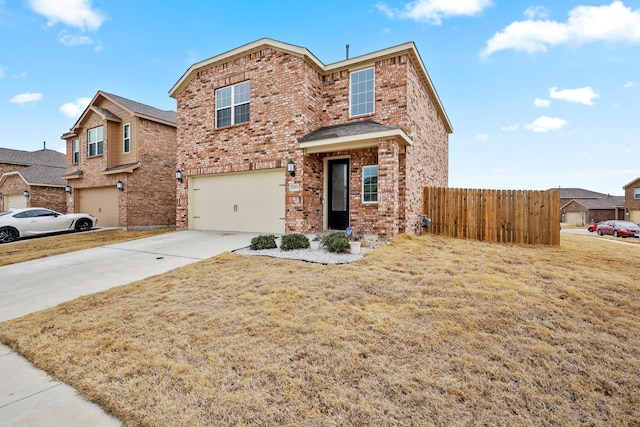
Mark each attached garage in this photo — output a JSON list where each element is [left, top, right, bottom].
[[190, 169, 285, 233], [4, 194, 27, 210], [564, 211, 585, 226], [77, 187, 119, 227]]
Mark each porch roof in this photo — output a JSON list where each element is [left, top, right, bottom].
[[298, 120, 413, 154]]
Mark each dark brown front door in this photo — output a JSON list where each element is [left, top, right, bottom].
[[328, 159, 349, 230]]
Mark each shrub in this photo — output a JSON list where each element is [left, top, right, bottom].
[[323, 231, 350, 253], [249, 235, 277, 250], [280, 234, 310, 251]]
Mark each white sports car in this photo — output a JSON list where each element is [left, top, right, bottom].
[[0, 208, 97, 243]]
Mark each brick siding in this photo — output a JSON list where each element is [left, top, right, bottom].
[[174, 43, 449, 237]]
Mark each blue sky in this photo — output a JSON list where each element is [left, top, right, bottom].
[[1, 0, 638, 195]]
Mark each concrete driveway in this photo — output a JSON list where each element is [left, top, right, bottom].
[[0, 229, 258, 427]]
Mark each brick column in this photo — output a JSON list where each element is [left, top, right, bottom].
[[377, 139, 400, 238]]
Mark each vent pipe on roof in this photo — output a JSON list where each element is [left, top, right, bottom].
[[346, 44, 349, 60], [43, 141, 46, 151]]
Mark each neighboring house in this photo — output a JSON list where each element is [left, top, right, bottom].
[[169, 38, 452, 238], [61, 91, 177, 228], [0, 147, 67, 211], [622, 177, 640, 223], [556, 187, 625, 225]]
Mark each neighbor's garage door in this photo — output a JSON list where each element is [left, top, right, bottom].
[[191, 169, 285, 233], [78, 187, 119, 227], [564, 211, 584, 225], [5, 194, 27, 210], [630, 210, 640, 224]]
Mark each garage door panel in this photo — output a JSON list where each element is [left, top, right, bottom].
[[5, 194, 27, 210], [191, 169, 285, 233], [78, 187, 119, 227]]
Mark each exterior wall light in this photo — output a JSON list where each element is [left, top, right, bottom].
[[23, 190, 29, 198], [116, 180, 124, 192], [0, 192, 2, 199], [287, 160, 295, 177], [65, 185, 72, 194], [176, 169, 183, 182]]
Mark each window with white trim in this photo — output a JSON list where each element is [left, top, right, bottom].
[[72, 139, 80, 163], [634, 188, 640, 199], [216, 81, 250, 128], [88, 126, 103, 157], [123, 123, 130, 153], [362, 165, 378, 203], [350, 67, 374, 116]]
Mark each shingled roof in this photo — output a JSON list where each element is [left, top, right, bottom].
[[299, 120, 400, 142], [102, 92, 177, 124], [0, 148, 66, 167], [565, 196, 626, 210]]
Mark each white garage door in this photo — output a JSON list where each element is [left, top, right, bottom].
[[5, 194, 27, 210], [564, 212, 584, 226], [78, 187, 119, 227], [191, 169, 285, 233], [630, 210, 640, 224]]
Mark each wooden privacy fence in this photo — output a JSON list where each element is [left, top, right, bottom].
[[423, 187, 561, 246]]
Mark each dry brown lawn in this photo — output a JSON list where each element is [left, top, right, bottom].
[[1, 233, 639, 426], [0, 228, 173, 267]]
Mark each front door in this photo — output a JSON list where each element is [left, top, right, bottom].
[[328, 159, 349, 230]]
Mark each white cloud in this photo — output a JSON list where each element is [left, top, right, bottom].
[[28, 0, 105, 31], [482, 1, 640, 56], [534, 98, 551, 107], [524, 6, 550, 20], [525, 116, 567, 133], [549, 86, 599, 105], [10, 92, 43, 104], [475, 133, 490, 141], [59, 97, 91, 117], [0, 66, 4, 79], [59, 31, 94, 47], [501, 124, 519, 132], [377, 0, 492, 25], [624, 80, 638, 88]]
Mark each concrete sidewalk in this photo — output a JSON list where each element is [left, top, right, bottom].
[[0, 230, 258, 426]]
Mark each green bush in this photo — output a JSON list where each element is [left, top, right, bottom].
[[280, 233, 310, 251], [323, 231, 349, 253], [249, 234, 277, 250]]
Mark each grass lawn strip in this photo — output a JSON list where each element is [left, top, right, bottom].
[[0, 234, 638, 425], [0, 228, 173, 267]]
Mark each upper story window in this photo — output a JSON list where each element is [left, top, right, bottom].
[[88, 126, 104, 157], [72, 139, 80, 164], [216, 81, 250, 128], [634, 188, 640, 199], [350, 68, 374, 117], [123, 123, 131, 153], [362, 165, 378, 203]]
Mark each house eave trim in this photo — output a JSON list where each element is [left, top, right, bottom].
[[300, 129, 413, 155], [102, 162, 141, 175]]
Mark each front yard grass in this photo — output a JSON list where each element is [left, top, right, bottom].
[[0, 228, 174, 267], [0, 233, 638, 425]]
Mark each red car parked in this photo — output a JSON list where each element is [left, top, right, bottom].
[[587, 221, 603, 232], [596, 220, 640, 238]]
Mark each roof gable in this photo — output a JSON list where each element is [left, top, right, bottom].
[[64, 91, 177, 137], [168, 38, 452, 134], [623, 177, 640, 189]]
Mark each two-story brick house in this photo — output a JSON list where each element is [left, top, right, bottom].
[[169, 38, 452, 238], [623, 177, 640, 223], [61, 91, 177, 228]]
